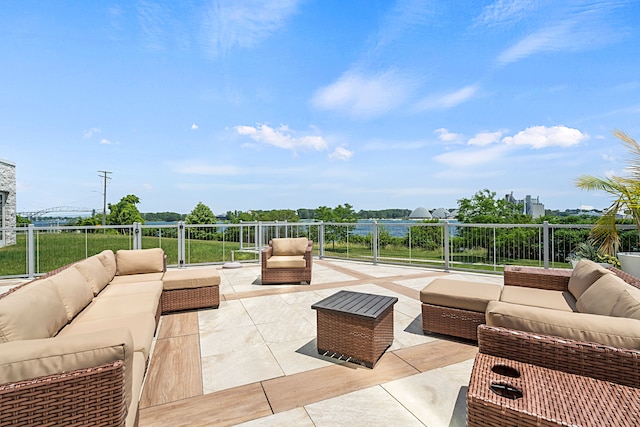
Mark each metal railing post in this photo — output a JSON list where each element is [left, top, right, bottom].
[[373, 220, 378, 265], [543, 221, 550, 268], [319, 221, 325, 259], [258, 222, 263, 265], [443, 221, 450, 271], [177, 222, 185, 268], [28, 224, 35, 278]]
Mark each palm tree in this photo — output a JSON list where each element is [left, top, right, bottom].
[[575, 130, 640, 256]]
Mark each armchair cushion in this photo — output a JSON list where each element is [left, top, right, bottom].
[[271, 237, 309, 256], [266, 255, 306, 269]]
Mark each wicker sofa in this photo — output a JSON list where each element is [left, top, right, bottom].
[[261, 237, 313, 284], [0, 248, 220, 427]]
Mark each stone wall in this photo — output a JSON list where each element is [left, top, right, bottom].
[[0, 158, 16, 246]]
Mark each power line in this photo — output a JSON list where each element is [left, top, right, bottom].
[[98, 171, 112, 227]]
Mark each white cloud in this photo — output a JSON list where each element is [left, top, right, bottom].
[[417, 85, 478, 110], [99, 138, 112, 145], [468, 130, 505, 146], [142, 183, 153, 190], [434, 145, 510, 168], [84, 128, 101, 138], [329, 146, 353, 161], [235, 124, 328, 152], [191, 123, 198, 130], [374, 0, 434, 50], [203, 0, 300, 56], [502, 125, 588, 149], [434, 128, 463, 143], [311, 69, 415, 119], [474, 0, 539, 29]]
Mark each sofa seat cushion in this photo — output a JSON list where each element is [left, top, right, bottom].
[[266, 255, 306, 269], [162, 268, 221, 290], [58, 312, 157, 359], [116, 248, 165, 276], [576, 274, 631, 315], [486, 300, 640, 349], [109, 273, 165, 285], [98, 280, 163, 298], [50, 266, 95, 321], [568, 259, 613, 299], [75, 291, 160, 322], [127, 351, 146, 427], [500, 285, 577, 312], [271, 237, 308, 256], [0, 279, 68, 343], [420, 279, 502, 313], [75, 255, 113, 296]]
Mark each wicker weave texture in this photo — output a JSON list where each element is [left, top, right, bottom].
[[467, 353, 640, 427], [503, 266, 572, 291], [421, 303, 484, 341], [160, 286, 219, 313], [477, 324, 640, 389], [0, 361, 127, 427], [316, 306, 394, 368]]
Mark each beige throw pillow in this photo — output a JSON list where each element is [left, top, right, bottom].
[[568, 259, 613, 299], [611, 290, 640, 320], [116, 248, 165, 275], [50, 266, 95, 321], [75, 255, 112, 296], [97, 249, 117, 279], [576, 273, 629, 315]]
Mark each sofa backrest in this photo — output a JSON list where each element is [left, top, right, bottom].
[[97, 249, 117, 281], [271, 238, 309, 256], [0, 279, 68, 343], [576, 273, 637, 316], [115, 248, 165, 276], [49, 266, 95, 321], [568, 259, 613, 299], [75, 254, 114, 296]]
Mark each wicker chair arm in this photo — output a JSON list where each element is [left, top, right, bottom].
[[477, 324, 640, 388]]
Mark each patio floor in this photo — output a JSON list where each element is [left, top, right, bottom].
[[137, 259, 503, 426]]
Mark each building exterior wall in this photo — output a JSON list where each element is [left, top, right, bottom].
[[0, 159, 16, 246]]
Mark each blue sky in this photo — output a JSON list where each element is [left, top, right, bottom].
[[2, 0, 640, 216]]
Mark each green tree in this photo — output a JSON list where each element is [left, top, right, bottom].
[[315, 203, 358, 249], [456, 189, 528, 224], [107, 195, 144, 226], [186, 202, 216, 239]]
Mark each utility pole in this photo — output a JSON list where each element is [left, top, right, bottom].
[[98, 171, 112, 227]]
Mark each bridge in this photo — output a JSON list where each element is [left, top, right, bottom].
[[19, 206, 98, 220]]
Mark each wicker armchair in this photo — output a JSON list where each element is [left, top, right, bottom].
[[261, 238, 313, 284]]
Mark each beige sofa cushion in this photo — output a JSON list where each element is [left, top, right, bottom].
[[49, 266, 95, 321], [266, 255, 306, 269], [75, 255, 112, 296], [568, 259, 613, 299], [162, 268, 221, 290], [58, 312, 157, 359], [0, 328, 135, 409], [116, 248, 165, 275], [420, 279, 502, 313], [110, 273, 164, 285], [271, 237, 308, 256], [97, 249, 117, 279], [0, 280, 68, 343], [500, 285, 577, 312], [611, 290, 640, 320], [97, 280, 164, 298], [486, 300, 640, 349], [576, 273, 630, 315], [77, 289, 161, 322]]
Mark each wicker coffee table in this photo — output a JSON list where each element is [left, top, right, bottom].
[[311, 290, 397, 368], [467, 353, 640, 426]]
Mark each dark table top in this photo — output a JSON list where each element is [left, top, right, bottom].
[[311, 290, 398, 319]]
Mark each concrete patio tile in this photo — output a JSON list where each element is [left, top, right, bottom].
[[200, 324, 265, 357], [381, 359, 474, 427], [202, 344, 284, 393], [198, 300, 254, 332], [235, 407, 314, 426], [255, 315, 315, 344], [241, 295, 301, 325], [268, 337, 344, 376], [304, 385, 423, 427], [389, 310, 435, 350]]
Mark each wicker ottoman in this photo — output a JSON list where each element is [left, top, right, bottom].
[[161, 268, 220, 313], [420, 279, 501, 340], [311, 290, 398, 368]]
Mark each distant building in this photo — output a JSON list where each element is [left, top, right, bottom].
[[431, 207, 450, 219], [505, 192, 545, 219], [0, 158, 16, 247], [409, 207, 432, 219]]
